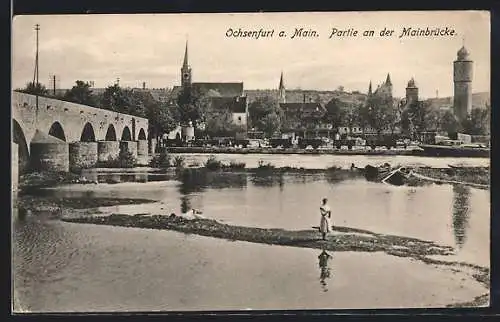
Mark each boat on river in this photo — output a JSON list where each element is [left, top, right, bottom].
[[360, 164, 412, 186], [418, 143, 490, 158]]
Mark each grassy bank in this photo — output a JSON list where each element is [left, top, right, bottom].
[[413, 167, 490, 186], [63, 213, 456, 256], [16, 195, 157, 220]]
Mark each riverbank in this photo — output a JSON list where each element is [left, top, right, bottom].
[[168, 146, 418, 156], [17, 162, 490, 195], [413, 166, 490, 186]]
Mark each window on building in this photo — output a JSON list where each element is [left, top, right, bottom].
[[238, 116, 242, 122]]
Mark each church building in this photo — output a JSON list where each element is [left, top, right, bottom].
[[172, 41, 248, 131], [277, 72, 330, 139]]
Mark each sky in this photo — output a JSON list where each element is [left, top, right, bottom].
[[12, 11, 490, 99]]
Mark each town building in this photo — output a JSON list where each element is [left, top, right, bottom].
[[277, 72, 331, 139]]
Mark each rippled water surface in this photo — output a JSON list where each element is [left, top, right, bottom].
[[13, 159, 490, 312]]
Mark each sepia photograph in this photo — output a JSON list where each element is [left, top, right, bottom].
[[11, 11, 490, 312]]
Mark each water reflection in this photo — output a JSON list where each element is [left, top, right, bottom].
[[318, 248, 333, 292], [180, 196, 191, 214], [250, 172, 285, 187], [178, 169, 247, 193], [452, 185, 471, 249]]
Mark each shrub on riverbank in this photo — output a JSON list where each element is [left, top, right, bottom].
[[172, 156, 186, 169], [98, 150, 136, 168], [257, 160, 275, 170], [229, 161, 246, 169], [205, 155, 223, 171], [150, 151, 171, 168]]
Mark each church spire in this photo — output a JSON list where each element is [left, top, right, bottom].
[[181, 39, 192, 88], [278, 71, 286, 104], [368, 80, 372, 95], [183, 40, 189, 68], [385, 73, 392, 86]]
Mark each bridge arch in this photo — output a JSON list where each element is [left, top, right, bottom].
[[121, 126, 132, 141], [48, 121, 66, 141], [80, 122, 96, 142], [138, 128, 147, 140], [105, 124, 117, 141], [12, 119, 30, 173]]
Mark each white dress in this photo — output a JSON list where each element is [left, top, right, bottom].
[[320, 204, 331, 234]]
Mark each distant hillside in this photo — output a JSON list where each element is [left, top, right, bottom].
[[425, 92, 490, 110], [244, 89, 367, 107]]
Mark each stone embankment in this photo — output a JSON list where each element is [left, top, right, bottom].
[[167, 146, 418, 156]]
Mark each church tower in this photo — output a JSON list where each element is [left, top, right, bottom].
[[453, 45, 473, 123], [405, 77, 419, 105], [278, 71, 286, 103], [368, 81, 372, 96], [181, 40, 192, 88]]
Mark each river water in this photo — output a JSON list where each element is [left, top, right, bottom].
[[12, 156, 490, 312]]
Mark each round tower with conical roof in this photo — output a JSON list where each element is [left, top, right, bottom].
[[453, 45, 473, 123], [405, 77, 418, 105]]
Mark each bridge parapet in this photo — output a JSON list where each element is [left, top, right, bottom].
[[12, 91, 149, 145], [12, 91, 150, 172]]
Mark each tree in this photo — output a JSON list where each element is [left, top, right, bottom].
[[100, 84, 131, 113], [64, 80, 96, 106], [248, 95, 283, 135], [259, 112, 281, 137], [324, 98, 347, 129], [147, 101, 178, 142], [363, 95, 396, 136], [176, 87, 211, 126], [19, 82, 48, 96], [461, 107, 490, 135], [441, 110, 461, 137], [248, 96, 279, 128], [98, 84, 146, 117], [204, 105, 235, 137], [406, 101, 431, 137]]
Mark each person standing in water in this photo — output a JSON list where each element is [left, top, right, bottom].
[[319, 198, 332, 240]]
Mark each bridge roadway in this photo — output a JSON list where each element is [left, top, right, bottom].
[[12, 91, 150, 173]]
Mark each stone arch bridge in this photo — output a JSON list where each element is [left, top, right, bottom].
[[12, 91, 149, 173]]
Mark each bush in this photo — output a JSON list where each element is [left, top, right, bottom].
[[257, 160, 275, 170], [229, 161, 246, 169], [150, 151, 171, 168], [98, 150, 136, 168], [172, 156, 185, 168], [205, 155, 223, 171]]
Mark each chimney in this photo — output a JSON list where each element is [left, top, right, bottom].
[[143, 82, 146, 90], [303, 93, 306, 103]]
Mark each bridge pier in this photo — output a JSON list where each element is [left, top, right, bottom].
[[149, 138, 157, 154], [137, 140, 149, 166], [120, 141, 138, 161], [30, 130, 69, 172], [69, 142, 98, 171], [98, 141, 120, 163]]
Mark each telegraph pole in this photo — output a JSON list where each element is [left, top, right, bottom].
[[33, 24, 40, 118], [49, 74, 57, 96]]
